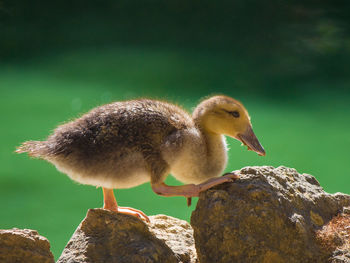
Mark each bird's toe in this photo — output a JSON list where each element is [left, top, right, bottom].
[[222, 172, 240, 180], [118, 207, 150, 223]]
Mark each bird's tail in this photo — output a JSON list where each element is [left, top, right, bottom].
[[15, 140, 49, 158]]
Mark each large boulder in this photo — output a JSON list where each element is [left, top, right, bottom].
[[57, 208, 197, 263], [0, 228, 54, 263], [191, 166, 350, 263]]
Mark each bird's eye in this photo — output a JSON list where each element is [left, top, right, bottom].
[[231, 111, 240, 118], [225, 110, 240, 118]]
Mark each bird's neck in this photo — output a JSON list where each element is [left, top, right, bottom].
[[199, 128, 228, 178], [189, 109, 228, 180]]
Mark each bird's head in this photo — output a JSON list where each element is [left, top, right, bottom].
[[193, 95, 266, 156]]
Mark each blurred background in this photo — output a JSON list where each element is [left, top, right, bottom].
[[1, 0, 349, 259]]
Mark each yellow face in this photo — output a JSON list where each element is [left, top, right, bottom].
[[199, 96, 265, 156], [202, 100, 250, 137]]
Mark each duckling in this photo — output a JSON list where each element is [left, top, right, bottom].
[[16, 95, 265, 222]]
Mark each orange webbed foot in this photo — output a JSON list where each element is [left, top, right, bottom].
[[102, 187, 150, 223]]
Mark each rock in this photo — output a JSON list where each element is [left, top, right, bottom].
[[0, 228, 54, 263], [191, 166, 350, 263], [148, 215, 197, 263], [57, 208, 197, 263]]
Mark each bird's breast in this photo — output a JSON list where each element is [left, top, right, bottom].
[[162, 128, 228, 184]]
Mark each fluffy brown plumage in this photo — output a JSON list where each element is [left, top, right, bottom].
[[17, 96, 265, 221], [17, 99, 193, 187]]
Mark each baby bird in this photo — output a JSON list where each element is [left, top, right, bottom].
[[17, 95, 265, 222]]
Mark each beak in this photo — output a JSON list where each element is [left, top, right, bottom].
[[236, 125, 266, 156]]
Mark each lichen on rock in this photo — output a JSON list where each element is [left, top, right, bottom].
[[316, 206, 350, 263], [191, 166, 350, 263]]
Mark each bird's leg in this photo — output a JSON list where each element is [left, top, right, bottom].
[[151, 172, 239, 199], [102, 187, 118, 211], [102, 187, 150, 222]]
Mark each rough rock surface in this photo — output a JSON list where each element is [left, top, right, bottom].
[[316, 207, 350, 263], [191, 166, 350, 263], [148, 215, 197, 263], [57, 208, 197, 263], [0, 228, 54, 263]]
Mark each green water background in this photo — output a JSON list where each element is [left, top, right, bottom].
[[1, 1, 349, 259]]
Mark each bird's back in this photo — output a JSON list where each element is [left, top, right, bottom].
[[18, 99, 192, 162], [17, 99, 194, 188]]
